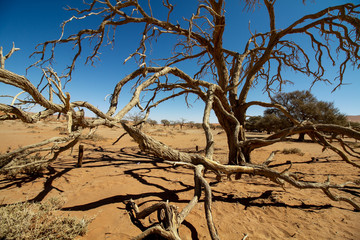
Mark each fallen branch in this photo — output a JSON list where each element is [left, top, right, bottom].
[[0, 133, 80, 172], [122, 123, 360, 213]]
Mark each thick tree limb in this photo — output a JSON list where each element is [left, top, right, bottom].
[[0, 68, 63, 112], [203, 86, 216, 160], [122, 123, 360, 211]]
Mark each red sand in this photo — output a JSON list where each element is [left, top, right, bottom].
[[1, 120, 359, 239]]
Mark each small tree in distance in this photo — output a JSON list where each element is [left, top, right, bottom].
[[161, 119, 170, 127], [146, 118, 157, 126], [179, 118, 187, 129], [125, 112, 145, 125], [246, 114, 286, 134], [264, 90, 348, 140]]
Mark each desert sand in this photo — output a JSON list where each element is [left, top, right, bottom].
[[0, 120, 359, 239]]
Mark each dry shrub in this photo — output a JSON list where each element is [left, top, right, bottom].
[[281, 148, 304, 156], [167, 131, 175, 136], [0, 198, 89, 240], [54, 126, 67, 135], [83, 133, 106, 142], [1, 153, 48, 178], [28, 130, 40, 133], [154, 128, 164, 132], [176, 130, 187, 135]]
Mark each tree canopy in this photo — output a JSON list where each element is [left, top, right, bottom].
[[265, 90, 348, 126], [245, 90, 349, 134]]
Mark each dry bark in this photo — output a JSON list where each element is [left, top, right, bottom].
[[127, 164, 219, 240], [0, 43, 20, 69], [0, 133, 80, 171]]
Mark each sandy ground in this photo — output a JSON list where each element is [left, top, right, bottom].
[[0, 120, 359, 239]]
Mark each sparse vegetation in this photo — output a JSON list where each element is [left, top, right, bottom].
[[176, 130, 187, 135], [54, 126, 67, 135], [161, 119, 170, 127], [146, 119, 157, 126], [125, 112, 145, 125], [82, 133, 106, 142], [281, 148, 304, 156], [0, 198, 89, 240], [1, 153, 48, 178]]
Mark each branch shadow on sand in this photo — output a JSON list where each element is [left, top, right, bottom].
[[59, 148, 344, 212], [1, 143, 357, 239]]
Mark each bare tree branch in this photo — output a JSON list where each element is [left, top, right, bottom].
[[0, 133, 80, 170], [122, 123, 360, 213], [0, 42, 20, 69]]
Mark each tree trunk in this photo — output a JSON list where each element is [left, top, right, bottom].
[[213, 104, 251, 165], [227, 135, 240, 165], [297, 133, 305, 142], [218, 118, 251, 165]]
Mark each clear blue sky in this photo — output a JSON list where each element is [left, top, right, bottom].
[[1, 0, 359, 123]]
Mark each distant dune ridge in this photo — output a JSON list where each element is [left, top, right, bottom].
[[347, 115, 360, 122]]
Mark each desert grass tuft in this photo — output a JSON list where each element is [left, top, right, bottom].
[[281, 148, 304, 156], [54, 126, 67, 134], [0, 198, 89, 240], [81, 133, 106, 142]]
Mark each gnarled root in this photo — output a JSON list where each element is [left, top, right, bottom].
[[126, 164, 220, 240]]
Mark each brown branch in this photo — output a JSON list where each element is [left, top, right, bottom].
[[262, 150, 279, 166], [0, 68, 63, 112], [267, 124, 360, 142], [196, 164, 220, 240], [313, 131, 360, 168], [0, 133, 80, 170], [31, 0, 212, 80], [0, 104, 56, 123], [203, 86, 215, 159], [122, 123, 360, 210], [265, 124, 360, 168], [244, 101, 300, 125], [337, 138, 360, 158]]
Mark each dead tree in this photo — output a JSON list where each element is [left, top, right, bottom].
[[10, 0, 357, 165], [0, 0, 360, 239]]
